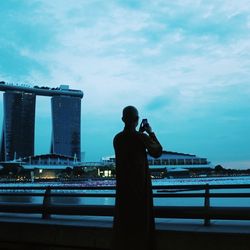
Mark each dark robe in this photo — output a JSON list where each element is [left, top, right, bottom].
[[112, 127, 162, 250]]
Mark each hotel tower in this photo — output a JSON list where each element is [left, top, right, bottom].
[[0, 83, 83, 161]]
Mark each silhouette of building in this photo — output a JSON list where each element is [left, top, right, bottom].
[[0, 82, 83, 161], [102, 150, 214, 178], [0, 92, 36, 161], [51, 95, 81, 160], [102, 151, 212, 168]]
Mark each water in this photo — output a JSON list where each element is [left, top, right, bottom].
[[0, 176, 250, 207], [153, 176, 250, 207]]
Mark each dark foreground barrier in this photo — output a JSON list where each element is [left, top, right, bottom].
[[0, 183, 250, 225], [0, 183, 249, 249]]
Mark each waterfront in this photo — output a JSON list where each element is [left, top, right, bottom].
[[0, 176, 250, 207]]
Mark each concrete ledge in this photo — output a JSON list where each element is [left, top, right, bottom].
[[0, 215, 249, 250], [0, 216, 111, 250]]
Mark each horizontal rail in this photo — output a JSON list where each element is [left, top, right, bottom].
[[154, 193, 250, 198], [0, 183, 249, 225], [0, 204, 249, 221]]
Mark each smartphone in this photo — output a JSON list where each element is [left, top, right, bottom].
[[142, 119, 148, 126]]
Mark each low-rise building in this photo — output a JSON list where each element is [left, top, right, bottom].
[[102, 150, 214, 178]]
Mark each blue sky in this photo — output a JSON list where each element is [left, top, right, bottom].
[[0, 0, 250, 168]]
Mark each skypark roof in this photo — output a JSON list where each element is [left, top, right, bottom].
[[0, 82, 83, 98]]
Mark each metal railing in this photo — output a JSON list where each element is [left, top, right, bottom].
[[0, 183, 249, 226]]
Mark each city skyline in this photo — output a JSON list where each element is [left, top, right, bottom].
[[0, 1, 250, 168], [0, 84, 83, 161]]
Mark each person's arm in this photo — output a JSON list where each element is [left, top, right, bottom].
[[139, 123, 161, 158]]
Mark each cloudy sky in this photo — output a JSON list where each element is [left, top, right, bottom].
[[0, 0, 250, 168]]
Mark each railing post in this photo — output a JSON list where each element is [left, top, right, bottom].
[[204, 184, 210, 226], [42, 186, 51, 219]]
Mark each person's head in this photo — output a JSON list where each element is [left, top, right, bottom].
[[122, 106, 139, 128]]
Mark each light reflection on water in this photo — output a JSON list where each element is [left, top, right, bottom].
[[0, 176, 249, 207]]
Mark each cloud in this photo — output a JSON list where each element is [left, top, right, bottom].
[[3, 0, 250, 120], [0, 0, 250, 162]]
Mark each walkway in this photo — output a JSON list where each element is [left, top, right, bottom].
[[0, 214, 249, 250]]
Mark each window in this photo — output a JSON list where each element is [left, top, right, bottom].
[[177, 159, 185, 165], [170, 159, 177, 165], [200, 158, 207, 164], [161, 159, 169, 165], [154, 160, 161, 165], [193, 159, 200, 164], [185, 159, 192, 165]]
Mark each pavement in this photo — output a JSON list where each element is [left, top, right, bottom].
[[0, 214, 249, 250]]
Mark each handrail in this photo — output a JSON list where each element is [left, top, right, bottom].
[[0, 183, 249, 226]]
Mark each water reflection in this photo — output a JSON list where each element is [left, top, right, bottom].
[[0, 195, 32, 203], [0, 194, 248, 207], [154, 198, 204, 206], [0, 179, 249, 208], [51, 196, 80, 205], [79, 197, 115, 205]]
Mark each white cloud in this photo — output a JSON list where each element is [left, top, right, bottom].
[[2, 0, 250, 162]]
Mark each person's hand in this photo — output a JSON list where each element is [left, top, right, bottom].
[[144, 124, 153, 134], [139, 119, 153, 134], [139, 121, 145, 132]]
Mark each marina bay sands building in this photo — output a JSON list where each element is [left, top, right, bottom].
[[0, 82, 83, 161], [1, 92, 36, 161], [51, 95, 81, 160]]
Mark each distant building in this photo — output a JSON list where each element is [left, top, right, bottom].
[[0, 92, 36, 161], [101, 150, 213, 178], [21, 154, 76, 179], [101, 156, 116, 165], [0, 83, 83, 161], [51, 96, 81, 160], [102, 150, 212, 169], [147, 150, 212, 168], [21, 153, 75, 166]]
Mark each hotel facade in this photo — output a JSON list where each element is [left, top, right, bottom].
[[0, 82, 83, 161], [1, 92, 36, 161]]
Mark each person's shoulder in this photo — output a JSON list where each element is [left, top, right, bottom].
[[113, 131, 123, 141], [114, 131, 123, 137]]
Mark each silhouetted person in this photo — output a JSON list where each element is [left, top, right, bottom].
[[112, 106, 162, 250]]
